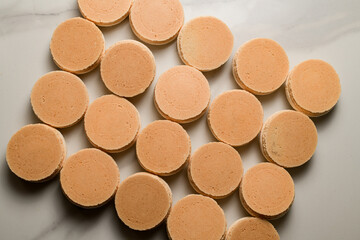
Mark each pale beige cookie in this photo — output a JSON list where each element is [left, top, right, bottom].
[[6, 124, 66, 182], [154, 65, 210, 123], [261, 110, 318, 168], [115, 172, 172, 231], [233, 38, 289, 95], [136, 120, 191, 176], [50, 17, 105, 74], [84, 95, 140, 153], [60, 148, 120, 208], [129, 0, 184, 45], [226, 217, 280, 240], [240, 163, 295, 220], [78, 0, 132, 27], [208, 90, 263, 147], [188, 142, 243, 199], [100, 40, 156, 97], [167, 194, 226, 240], [31, 71, 89, 128], [285, 59, 341, 117], [177, 16, 234, 71]]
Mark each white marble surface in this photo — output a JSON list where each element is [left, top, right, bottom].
[[1, 0, 360, 239]]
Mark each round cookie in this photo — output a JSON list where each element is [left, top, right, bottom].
[[226, 217, 280, 240], [240, 163, 295, 220], [84, 95, 140, 153], [261, 110, 318, 168], [233, 38, 289, 95], [6, 124, 66, 182], [50, 17, 105, 74], [115, 172, 172, 231], [60, 148, 120, 208], [129, 0, 184, 45], [154, 65, 210, 123], [100, 40, 156, 97], [285, 59, 341, 117], [188, 142, 243, 199], [167, 194, 226, 240], [136, 120, 191, 176], [31, 71, 89, 128], [78, 0, 132, 27], [177, 16, 234, 71], [208, 90, 263, 147]]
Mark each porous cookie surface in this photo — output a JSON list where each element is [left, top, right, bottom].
[[167, 194, 226, 240], [31, 71, 89, 128], [78, 0, 132, 26], [60, 148, 120, 208], [129, 0, 184, 45], [154, 65, 210, 123], [177, 16, 234, 71], [188, 142, 243, 199], [286, 59, 341, 116], [261, 110, 318, 168], [100, 40, 156, 97], [208, 90, 263, 146], [6, 124, 66, 182], [136, 120, 191, 176], [50, 17, 104, 74], [240, 163, 295, 219], [84, 95, 140, 153], [226, 217, 280, 240], [233, 38, 289, 95], [115, 172, 172, 231]]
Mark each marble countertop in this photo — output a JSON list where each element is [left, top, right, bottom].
[[1, 0, 360, 239]]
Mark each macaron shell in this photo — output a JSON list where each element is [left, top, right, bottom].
[[84, 95, 140, 153], [261, 110, 318, 168], [154, 65, 210, 123], [129, 0, 184, 45], [226, 217, 280, 240], [60, 148, 120, 208], [50, 17, 105, 74], [240, 163, 295, 219], [167, 194, 226, 240], [177, 16, 234, 71], [6, 124, 66, 182], [286, 59, 341, 116], [207, 90, 264, 147], [136, 120, 191, 176], [100, 40, 156, 98], [31, 71, 89, 128], [232, 38, 289, 95], [115, 172, 172, 231], [78, 0, 132, 27], [188, 142, 243, 199]]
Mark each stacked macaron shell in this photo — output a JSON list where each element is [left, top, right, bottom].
[[129, 0, 184, 45], [6, 0, 342, 238], [285, 59, 341, 117], [50, 17, 105, 74], [78, 0, 132, 27], [31, 71, 89, 128], [188, 142, 243, 199], [154, 65, 211, 123], [84, 95, 140, 153], [226, 217, 280, 240], [115, 172, 172, 231], [6, 124, 66, 182], [136, 120, 191, 176], [261, 110, 318, 168], [167, 194, 226, 240], [100, 40, 156, 98], [240, 163, 295, 220], [178, 16, 234, 71]]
